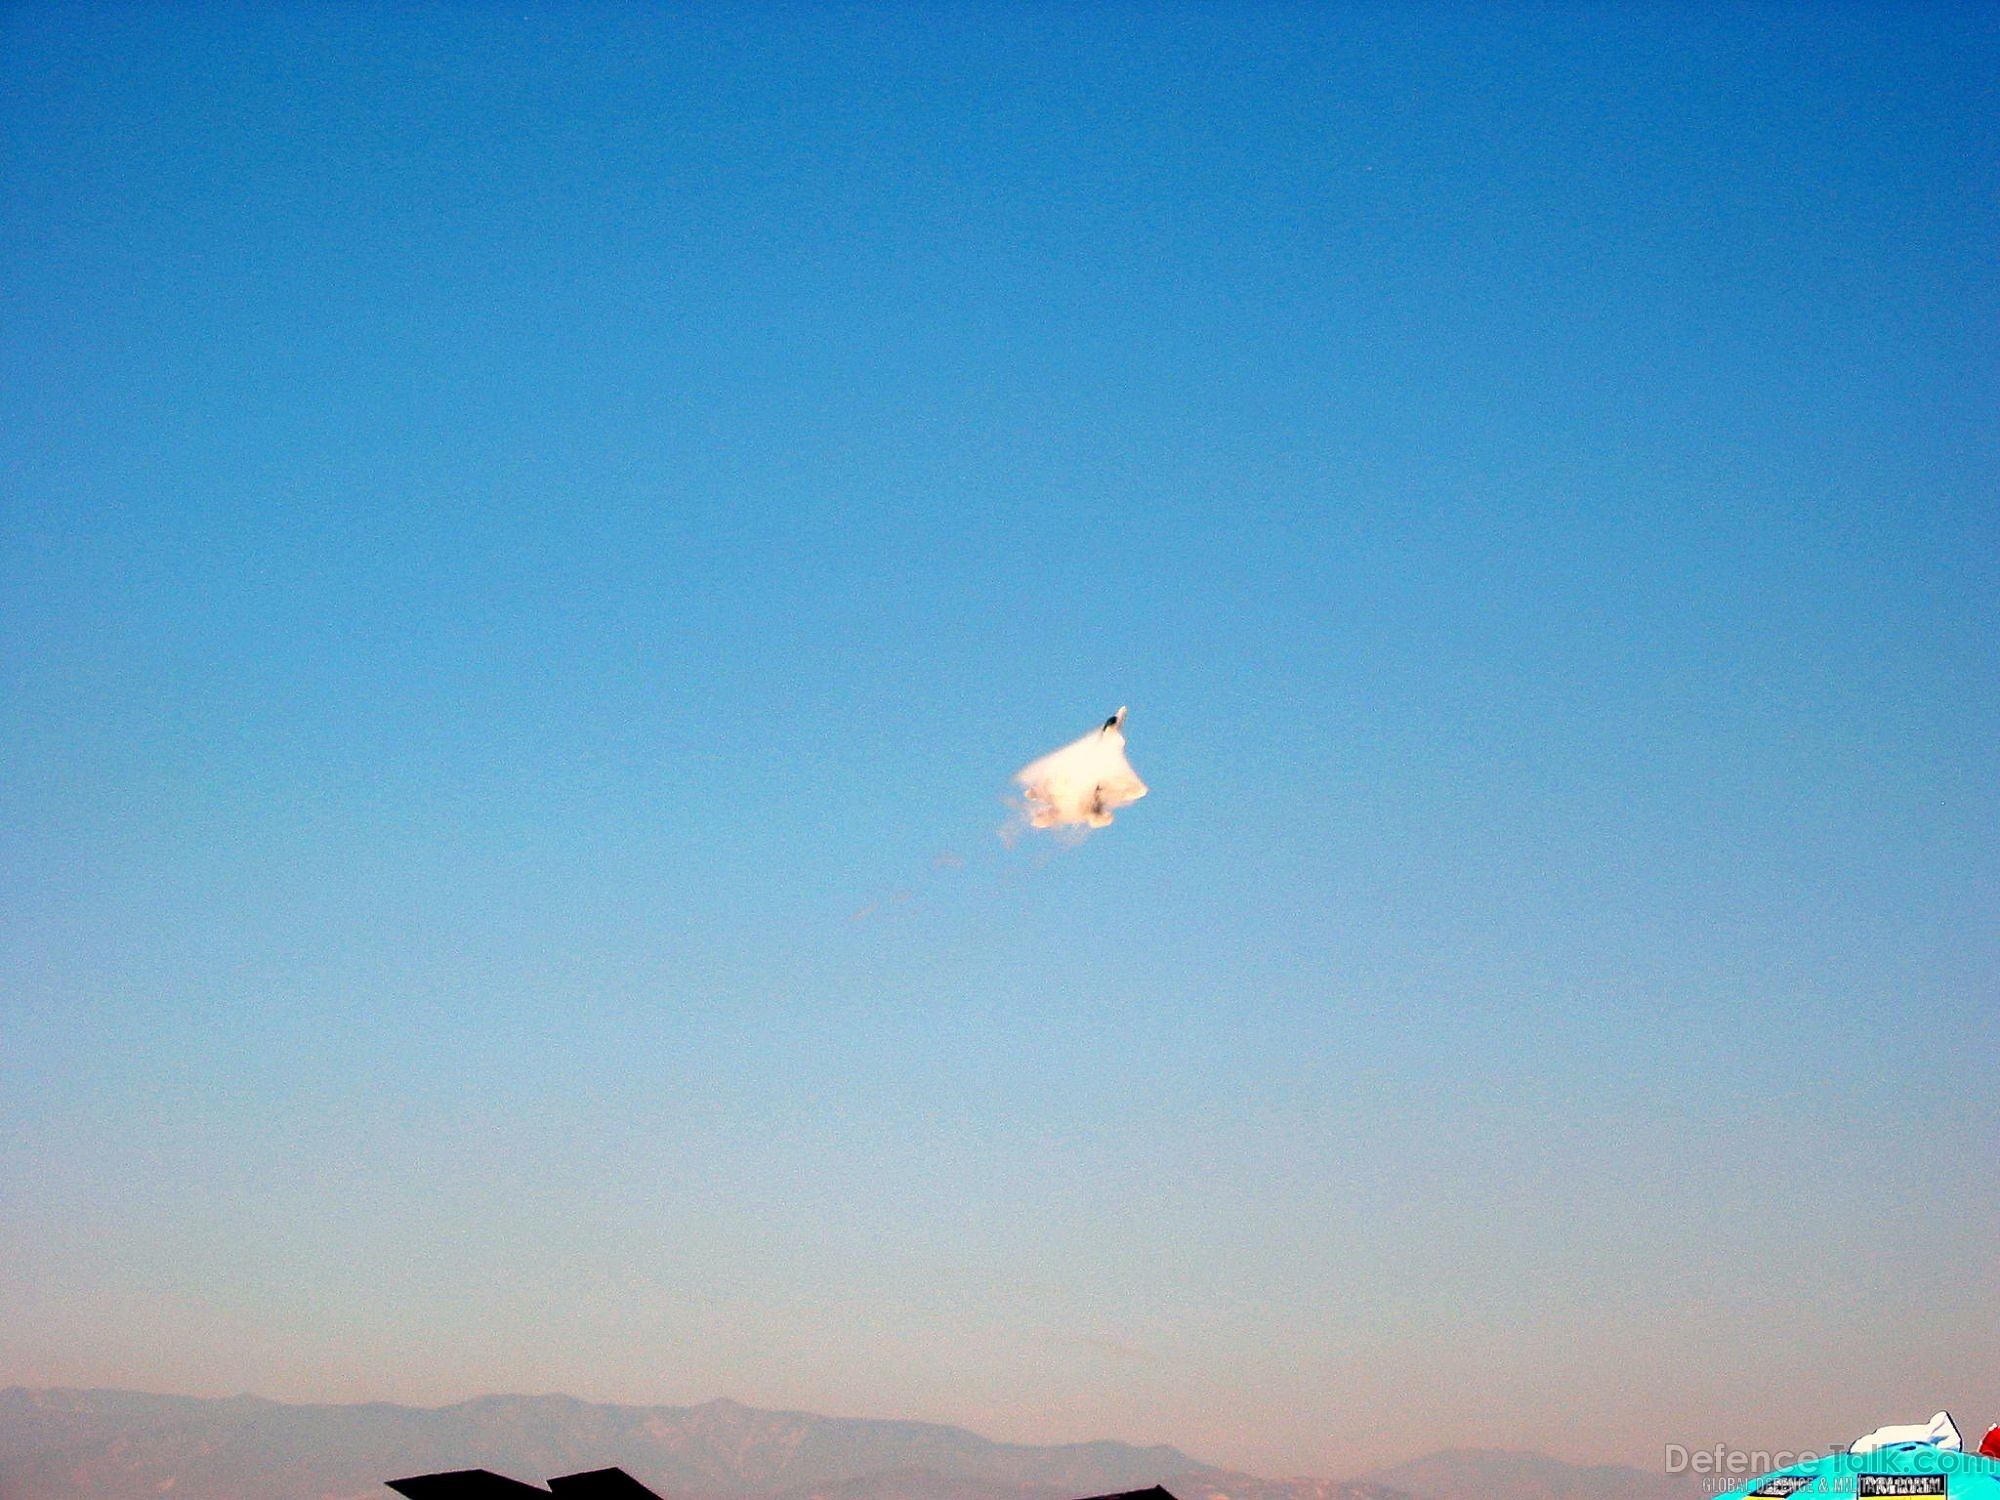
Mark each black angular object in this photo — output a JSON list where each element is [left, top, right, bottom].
[[386, 1470, 553, 1498], [548, 1470, 667, 1498], [386, 1474, 1158, 1500], [387, 1468, 668, 1499]]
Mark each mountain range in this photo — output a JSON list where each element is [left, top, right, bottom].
[[0, 1389, 1695, 1500]]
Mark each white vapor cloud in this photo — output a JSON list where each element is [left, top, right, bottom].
[[1009, 707, 1148, 835]]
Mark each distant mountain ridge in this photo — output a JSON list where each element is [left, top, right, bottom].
[[0, 1388, 1685, 1500], [0, 1389, 1400, 1500]]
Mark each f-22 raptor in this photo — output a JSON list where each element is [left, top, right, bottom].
[[389, 1473, 1182, 1500], [389, 1468, 660, 1500]]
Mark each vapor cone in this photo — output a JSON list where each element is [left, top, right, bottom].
[[1012, 707, 1149, 831]]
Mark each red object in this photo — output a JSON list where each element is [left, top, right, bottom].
[[1980, 1425, 2000, 1460]]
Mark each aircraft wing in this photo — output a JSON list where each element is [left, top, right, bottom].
[[388, 1471, 552, 1499], [548, 1471, 667, 1500]]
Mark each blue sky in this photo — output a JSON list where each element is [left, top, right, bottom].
[[2, 1, 1995, 1478]]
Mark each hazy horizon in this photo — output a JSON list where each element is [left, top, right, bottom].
[[4, 0, 1994, 1484], [0, 1380, 1735, 1481]]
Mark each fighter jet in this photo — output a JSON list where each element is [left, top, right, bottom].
[[388, 1474, 1182, 1500], [388, 1468, 662, 1499], [1013, 706, 1148, 830]]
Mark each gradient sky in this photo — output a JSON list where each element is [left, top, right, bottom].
[[2, 0, 1996, 1480]]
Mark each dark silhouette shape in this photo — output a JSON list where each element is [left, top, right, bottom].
[[548, 1471, 667, 1499], [385, 1472, 1177, 1500], [388, 1469, 671, 1499], [386, 1470, 556, 1498]]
